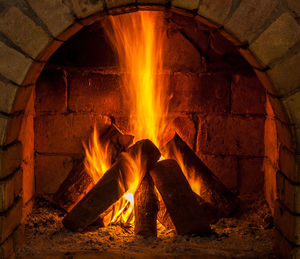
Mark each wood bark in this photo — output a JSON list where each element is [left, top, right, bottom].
[[53, 124, 133, 212], [134, 173, 159, 237], [150, 159, 211, 236], [161, 133, 238, 218], [63, 139, 161, 232]]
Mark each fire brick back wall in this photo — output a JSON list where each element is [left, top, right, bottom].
[[34, 12, 266, 202]]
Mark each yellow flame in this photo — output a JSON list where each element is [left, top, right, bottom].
[[84, 127, 140, 225], [83, 126, 110, 183], [110, 195, 134, 224]]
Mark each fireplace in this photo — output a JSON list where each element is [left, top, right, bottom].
[[0, 1, 299, 258]]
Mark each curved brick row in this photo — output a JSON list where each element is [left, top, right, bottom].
[[0, 0, 299, 257]]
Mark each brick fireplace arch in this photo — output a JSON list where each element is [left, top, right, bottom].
[[0, 0, 299, 258]]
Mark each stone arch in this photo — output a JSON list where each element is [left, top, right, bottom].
[[0, 0, 299, 257]]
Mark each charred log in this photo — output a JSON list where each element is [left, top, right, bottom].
[[134, 173, 159, 237], [150, 159, 211, 236], [162, 133, 238, 218], [62, 139, 160, 232]]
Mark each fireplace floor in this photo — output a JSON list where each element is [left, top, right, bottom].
[[17, 197, 277, 259]]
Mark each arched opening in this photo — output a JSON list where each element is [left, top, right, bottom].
[[0, 2, 298, 258]]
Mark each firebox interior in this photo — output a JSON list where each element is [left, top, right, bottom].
[[18, 10, 278, 258]]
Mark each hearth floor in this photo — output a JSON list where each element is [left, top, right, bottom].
[[17, 197, 277, 259]]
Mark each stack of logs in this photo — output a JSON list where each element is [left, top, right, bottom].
[[53, 124, 238, 237]]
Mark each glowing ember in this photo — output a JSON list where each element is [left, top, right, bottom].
[[84, 11, 169, 225]]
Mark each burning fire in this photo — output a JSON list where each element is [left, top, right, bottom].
[[82, 11, 204, 229], [83, 11, 202, 228]]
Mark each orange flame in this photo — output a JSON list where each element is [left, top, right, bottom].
[[105, 11, 170, 147], [165, 145, 202, 196]]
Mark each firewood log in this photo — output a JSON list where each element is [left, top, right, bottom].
[[53, 159, 94, 212], [161, 133, 238, 218], [62, 139, 161, 232], [150, 159, 211, 235], [53, 124, 133, 212], [157, 197, 175, 230], [134, 173, 159, 237], [101, 123, 134, 163], [157, 191, 218, 231]]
